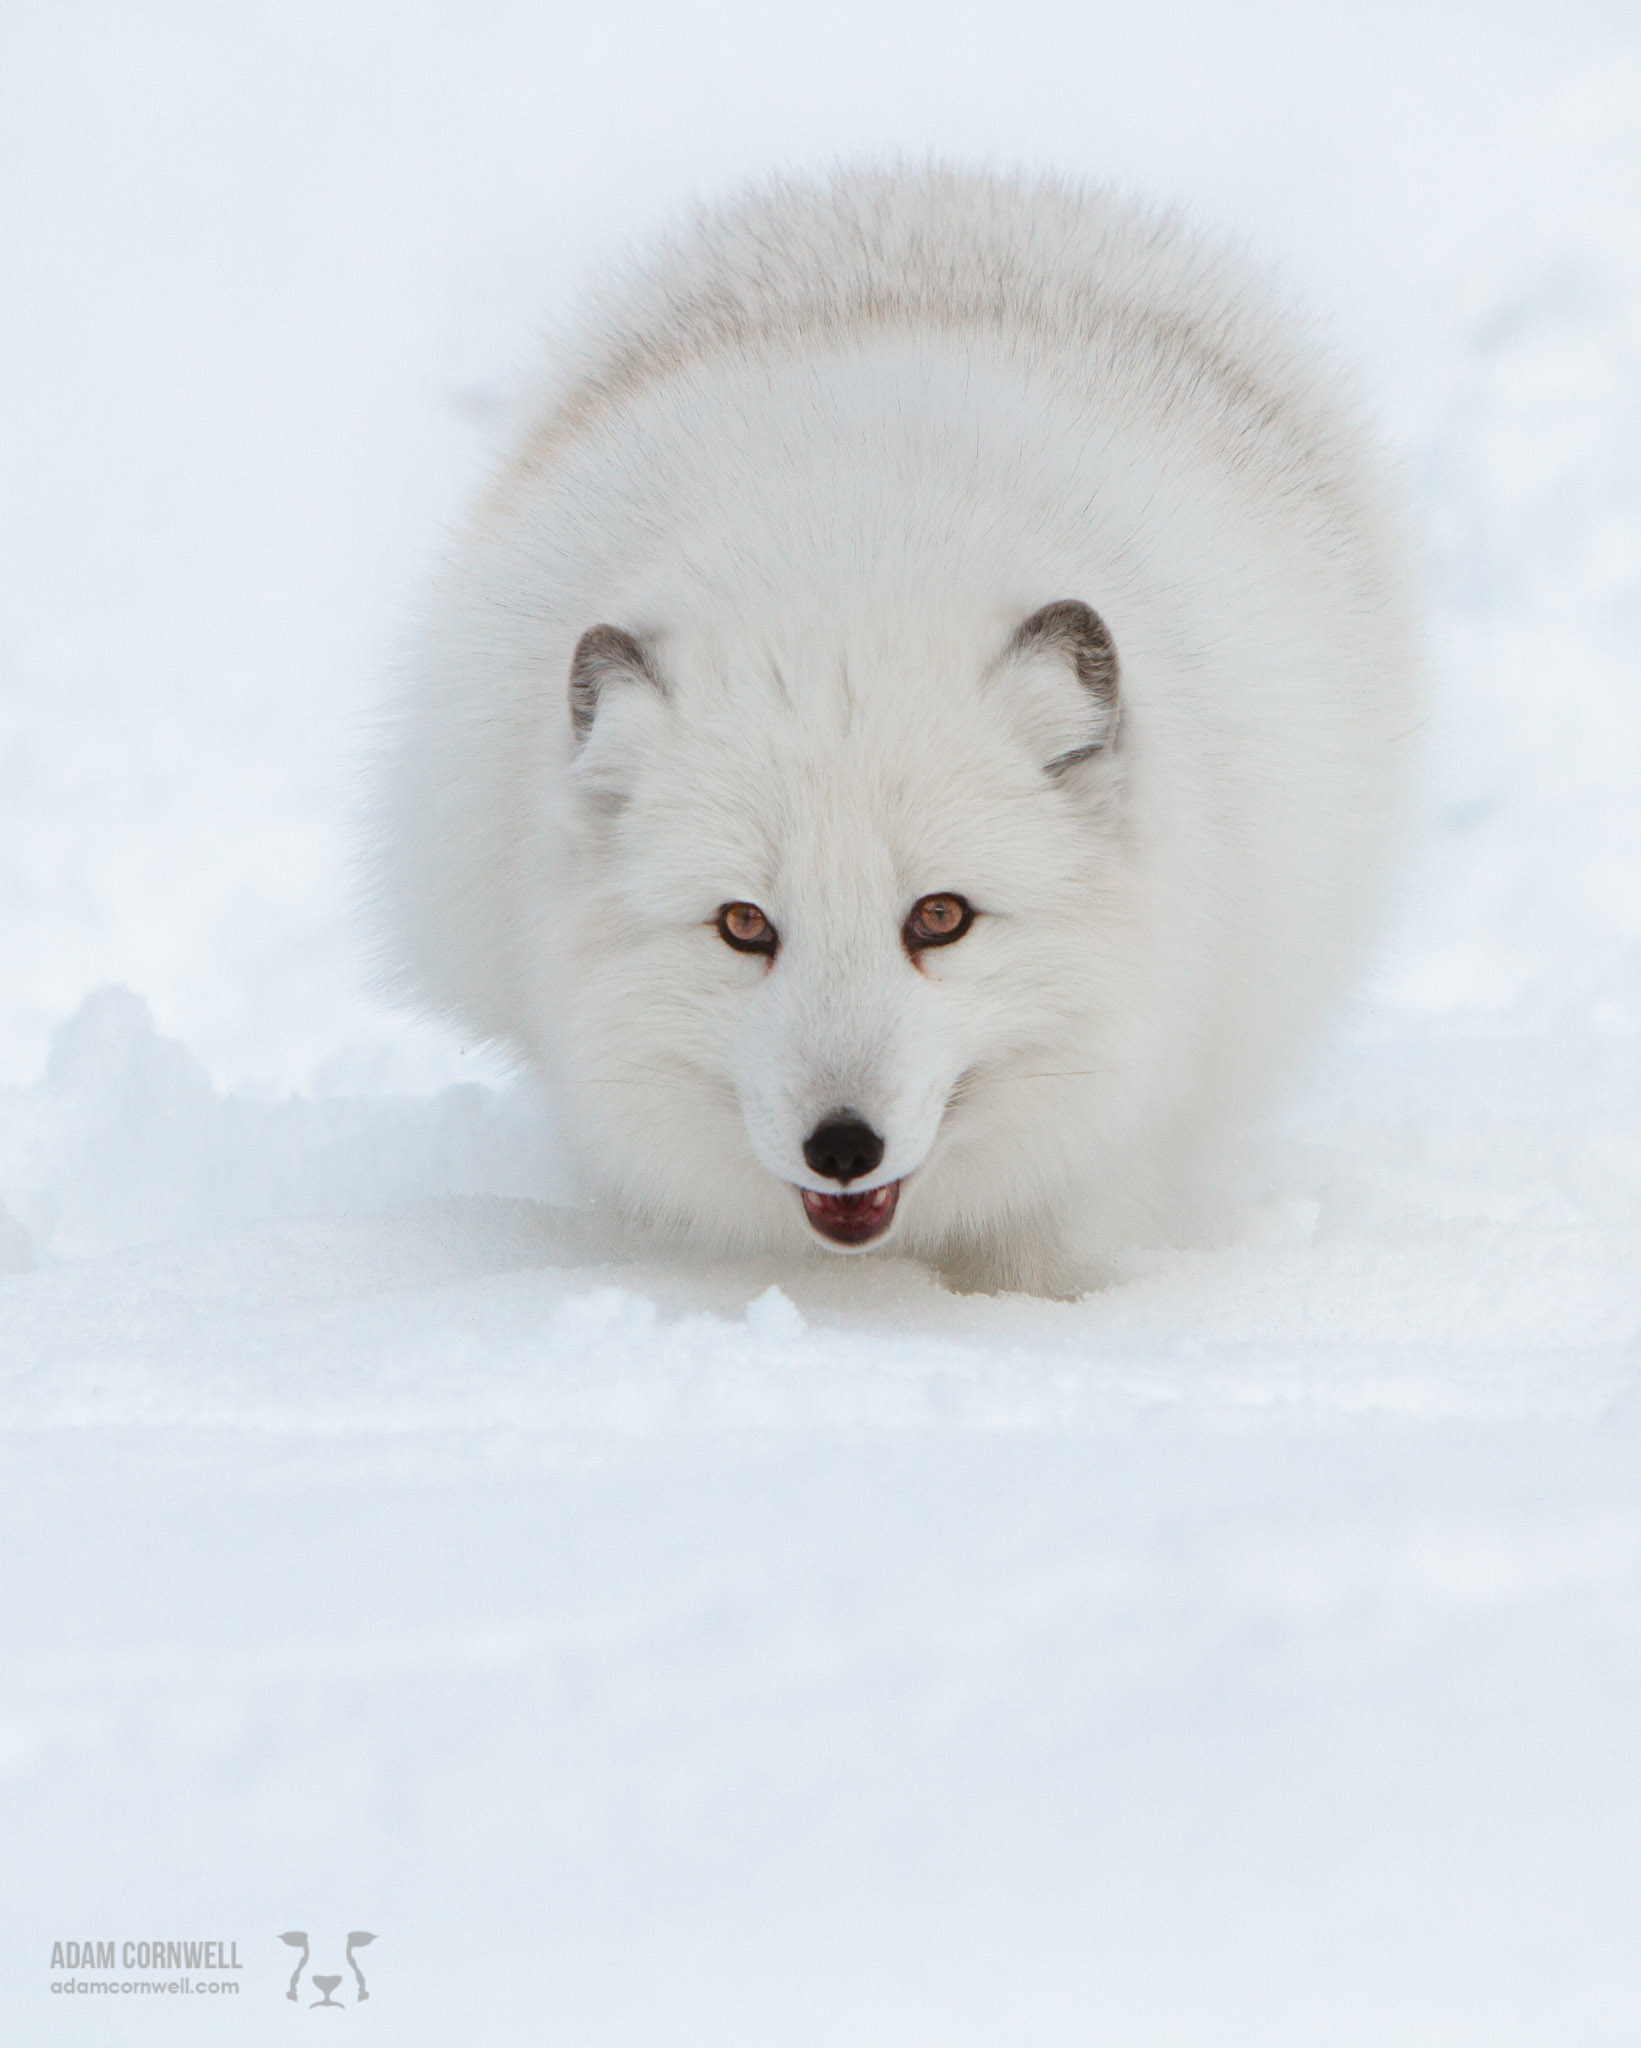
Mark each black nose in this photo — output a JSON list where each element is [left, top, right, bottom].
[[803, 1116, 885, 1185]]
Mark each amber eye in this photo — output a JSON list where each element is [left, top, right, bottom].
[[717, 901, 777, 955], [904, 892, 975, 952]]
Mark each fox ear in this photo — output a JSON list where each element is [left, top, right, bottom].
[[997, 600, 1121, 776], [568, 624, 667, 744]]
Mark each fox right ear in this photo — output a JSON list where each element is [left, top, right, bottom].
[[996, 599, 1121, 776], [568, 624, 666, 744]]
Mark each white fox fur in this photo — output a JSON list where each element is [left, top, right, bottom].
[[370, 164, 1417, 1296]]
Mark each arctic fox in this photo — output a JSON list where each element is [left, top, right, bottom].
[[371, 165, 1416, 1297]]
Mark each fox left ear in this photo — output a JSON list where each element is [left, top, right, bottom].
[[568, 624, 666, 744], [996, 600, 1121, 776]]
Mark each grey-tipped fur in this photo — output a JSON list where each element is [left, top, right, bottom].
[[568, 623, 665, 744], [366, 163, 1418, 1295]]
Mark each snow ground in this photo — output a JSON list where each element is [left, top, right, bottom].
[[3, 3, 1640, 2041]]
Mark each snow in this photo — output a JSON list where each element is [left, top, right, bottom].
[[3, 2, 1640, 2040]]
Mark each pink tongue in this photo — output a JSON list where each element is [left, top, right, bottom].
[[801, 1181, 898, 1244]]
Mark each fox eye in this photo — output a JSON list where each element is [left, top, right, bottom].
[[904, 892, 974, 951], [717, 901, 777, 955]]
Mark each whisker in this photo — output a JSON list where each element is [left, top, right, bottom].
[[565, 1059, 698, 1086], [988, 1068, 1114, 1082], [944, 1063, 1115, 1119], [567, 1077, 690, 1086], [573, 1063, 1119, 1091]]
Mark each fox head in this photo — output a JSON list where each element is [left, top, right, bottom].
[[549, 589, 1143, 1286]]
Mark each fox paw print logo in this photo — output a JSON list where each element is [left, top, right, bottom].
[[278, 1931, 375, 2008]]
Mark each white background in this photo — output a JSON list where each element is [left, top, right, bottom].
[[2, 1, 1639, 2040]]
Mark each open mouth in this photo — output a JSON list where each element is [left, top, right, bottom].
[[800, 1179, 900, 1248]]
